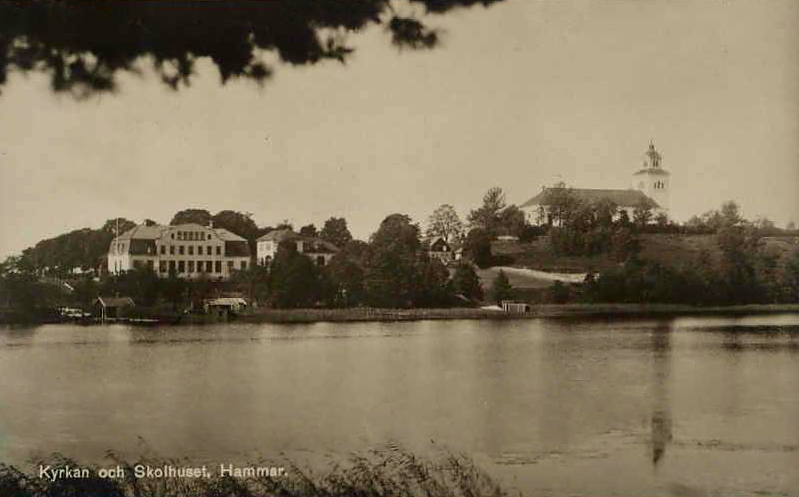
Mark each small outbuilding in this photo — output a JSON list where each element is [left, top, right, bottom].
[[95, 296, 135, 321], [501, 301, 531, 313], [204, 297, 248, 313]]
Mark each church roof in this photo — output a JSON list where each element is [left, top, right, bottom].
[[521, 188, 660, 209]]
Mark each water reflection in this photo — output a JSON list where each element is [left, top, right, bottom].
[[650, 323, 673, 467]]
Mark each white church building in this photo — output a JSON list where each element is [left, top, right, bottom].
[[520, 142, 671, 226]]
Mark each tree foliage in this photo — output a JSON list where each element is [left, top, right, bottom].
[[320, 217, 354, 248], [463, 228, 493, 268], [467, 187, 506, 234], [17, 218, 136, 275], [299, 224, 318, 238], [0, 0, 507, 98], [212, 210, 259, 239], [491, 269, 513, 304], [170, 209, 211, 226], [326, 247, 366, 307], [364, 214, 423, 307], [452, 262, 483, 301], [425, 204, 464, 243], [632, 200, 653, 228], [268, 241, 322, 308]]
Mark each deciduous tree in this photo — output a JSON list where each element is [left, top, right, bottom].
[[425, 204, 464, 243], [320, 217, 354, 249], [170, 209, 211, 226]]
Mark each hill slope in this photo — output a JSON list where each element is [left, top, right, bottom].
[[493, 234, 799, 276]]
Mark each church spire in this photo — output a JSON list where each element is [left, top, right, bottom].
[[645, 141, 662, 169]]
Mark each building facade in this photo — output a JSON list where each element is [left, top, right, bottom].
[[428, 237, 455, 264], [256, 229, 338, 267], [107, 223, 250, 280], [521, 142, 670, 226]]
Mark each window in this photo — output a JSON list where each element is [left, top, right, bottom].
[[179, 245, 185, 255], [206, 261, 213, 273], [169, 260, 176, 273], [216, 246, 221, 256], [207, 246, 212, 255], [227, 261, 234, 270], [170, 245, 175, 255], [133, 260, 142, 269], [198, 261, 204, 273], [316, 256, 325, 267], [159, 261, 167, 273], [207, 234, 212, 240], [171, 233, 175, 239], [178, 261, 185, 273], [147, 260, 154, 270], [188, 246, 194, 255], [215, 261, 222, 273], [160, 245, 166, 255], [188, 261, 195, 273], [240, 260, 248, 270]]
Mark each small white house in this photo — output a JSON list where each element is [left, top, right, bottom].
[[256, 229, 338, 267]]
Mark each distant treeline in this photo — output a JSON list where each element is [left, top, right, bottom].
[[2, 195, 798, 317], [539, 199, 799, 305]]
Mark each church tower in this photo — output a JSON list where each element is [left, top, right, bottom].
[[632, 142, 670, 214]]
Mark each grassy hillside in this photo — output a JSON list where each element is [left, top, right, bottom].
[[493, 234, 799, 275], [475, 267, 554, 290]]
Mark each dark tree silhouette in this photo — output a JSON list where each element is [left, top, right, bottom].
[[320, 217, 353, 248], [170, 209, 211, 226], [0, 0, 506, 98]]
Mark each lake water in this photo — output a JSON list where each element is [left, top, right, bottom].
[[1, 315, 798, 496]]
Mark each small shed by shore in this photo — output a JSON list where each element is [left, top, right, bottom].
[[95, 296, 135, 321], [501, 301, 531, 313], [204, 297, 248, 321], [204, 297, 248, 313]]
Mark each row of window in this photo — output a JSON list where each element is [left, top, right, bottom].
[[160, 244, 222, 256], [258, 255, 327, 267], [154, 259, 248, 274], [654, 180, 666, 189], [171, 231, 212, 241]]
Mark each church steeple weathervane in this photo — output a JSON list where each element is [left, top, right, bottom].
[[645, 141, 662, 169]]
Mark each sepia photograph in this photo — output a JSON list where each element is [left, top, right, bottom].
[[0, 1, 798, 496]]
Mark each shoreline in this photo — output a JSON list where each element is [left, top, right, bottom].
[[237, 303, 799, 324], [3, 304, 798, 326]]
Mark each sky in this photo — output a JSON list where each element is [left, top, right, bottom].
[[0, 0, 797, 258]]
